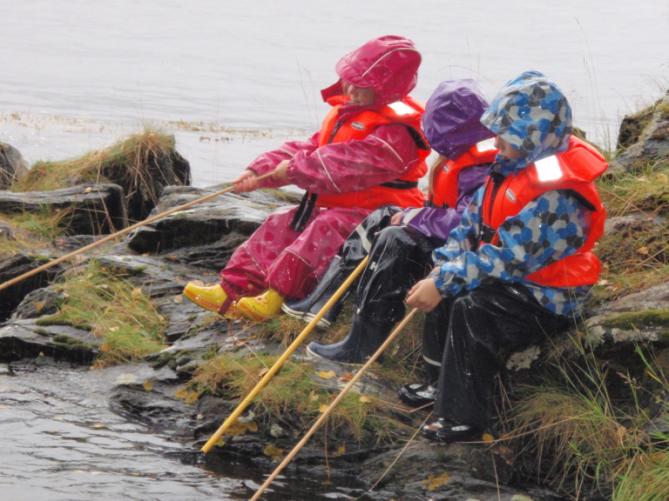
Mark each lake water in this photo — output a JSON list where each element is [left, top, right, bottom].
[[1, 0, 668, 186], [0, 1, 668, 499]]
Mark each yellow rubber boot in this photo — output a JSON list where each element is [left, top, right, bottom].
[[183, 282, 236, 316], [235, 289, 284, 321]]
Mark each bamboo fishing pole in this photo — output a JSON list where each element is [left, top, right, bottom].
[[0, 172, 275, 292], [250, 308, 418, 501], [200, 255, 370, 454]]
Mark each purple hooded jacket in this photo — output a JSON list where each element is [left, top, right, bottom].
[[402, 79, 494, 241]]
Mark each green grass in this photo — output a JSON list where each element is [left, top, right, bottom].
[[598, 163, 669, 217], [38, 260, 166, 366], [614, 449, 669, 501], [0, 212, 61, 259], [13, 130, 175, 193], [592, 162, 669, 302], [505, 339, 668, 499], [182, 352, 412, 445], [8, 208, 71, 240]]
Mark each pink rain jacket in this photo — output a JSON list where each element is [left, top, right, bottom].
[[220, 36, 425, 300]]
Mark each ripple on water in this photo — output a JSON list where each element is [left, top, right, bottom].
[[0, 361, 363, 500]]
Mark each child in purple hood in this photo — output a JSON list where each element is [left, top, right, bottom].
[[296, 79, 497, 364]]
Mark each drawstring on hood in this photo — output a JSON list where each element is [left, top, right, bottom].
[[481, 70, 572, 173]]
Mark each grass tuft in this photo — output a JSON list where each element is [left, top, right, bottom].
[[183, 352, 411, 444], [614, 449, 669, 501], [38, 260, 166, 366], [505, 337, 668, 499], [13, 130, 175, 193], [593, 162, 669, 302], [0, 212, 59, 259], [12, 130, 186, 221]]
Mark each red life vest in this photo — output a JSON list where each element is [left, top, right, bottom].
[[431, 138, 498, 208], [314, 95, 429, 210], [479, 136, 607, 288]]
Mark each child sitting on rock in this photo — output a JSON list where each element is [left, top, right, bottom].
[[292, 79, 496, 366], [183, 35, 429, 321], [405, 71, 608, 442]]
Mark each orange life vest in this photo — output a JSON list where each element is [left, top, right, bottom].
[[431, 138, 498, 208], [314, 95, 429, 210], [479, 135, 607, 288]]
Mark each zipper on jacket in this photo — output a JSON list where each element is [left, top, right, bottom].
[[477, 172, 505, 245]]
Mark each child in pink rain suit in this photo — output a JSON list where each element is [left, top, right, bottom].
[[184, 35, 429, 320]]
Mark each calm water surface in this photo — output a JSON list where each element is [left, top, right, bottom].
[[1, 0, 668, 186], [0, 1, 668, 498], [0, 361, 358, 500]]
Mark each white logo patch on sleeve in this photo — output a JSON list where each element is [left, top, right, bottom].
[[535, 155, 563, 182], [351, 121, 366, 131]]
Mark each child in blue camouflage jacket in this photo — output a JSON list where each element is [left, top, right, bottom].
[[404, 71, 607, 442]]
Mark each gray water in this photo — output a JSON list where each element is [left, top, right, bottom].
[[0, 361, 359, 501], [1, 0, 668, 186], [1, 1, 668, 498], [0, 362, 247, 500]]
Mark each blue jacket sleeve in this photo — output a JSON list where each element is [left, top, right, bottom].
[[432, 190, 589, 296]]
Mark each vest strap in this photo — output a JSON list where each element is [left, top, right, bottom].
[[290, 192, 318, 231], [380, 180, 419, 189]]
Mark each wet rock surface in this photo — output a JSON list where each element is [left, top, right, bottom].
[[126, 187, 286, 269], [0, 253, 61, 321], [3, 102, 669, 500], [0, 183, 127, 234], [585, 282, 669, 357], [0, 318, 100, 363], [358, 443, 560, 501], [0, 142, 28, 189]]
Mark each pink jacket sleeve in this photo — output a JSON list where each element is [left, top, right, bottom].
[[246, 133, 320, 189], [285, 124, 420, 194]]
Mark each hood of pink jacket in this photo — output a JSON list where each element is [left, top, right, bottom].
[[321, 35, 421, 106]]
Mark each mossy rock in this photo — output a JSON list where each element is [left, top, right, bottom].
[[618, 104, 657, 150], [612, 90, 669, 173], [601, 309, 669, 336], [0, 142, 28, 189], [13, 131, 191, 222]]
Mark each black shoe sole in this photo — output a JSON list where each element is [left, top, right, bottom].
[[421, 424, 480, 444], [282, 304, 331, 329]]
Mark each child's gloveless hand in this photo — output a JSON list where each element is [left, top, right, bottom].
[[390, 212, 403, 225], [233, 170, 259, 193], [406, 277, 442, 312], [271, 160, 290, 184]]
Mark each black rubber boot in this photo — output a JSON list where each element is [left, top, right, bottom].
[[306, 314, 392, 363], [281, 255, 352, 328]]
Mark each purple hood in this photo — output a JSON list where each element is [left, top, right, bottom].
[[422, 79, 493, 158]]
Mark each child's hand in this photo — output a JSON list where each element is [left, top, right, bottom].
[[233, 170, 259, 193], [406, 278, 442, 312], [271, 160, 290, 183], [390, 212, 403, 225]]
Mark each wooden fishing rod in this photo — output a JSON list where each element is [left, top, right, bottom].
[[200, 255, 370, 454], [250, 308, 418, 501], [0, 172, 275, 292]]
